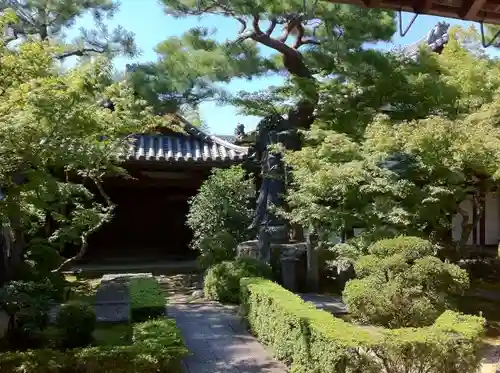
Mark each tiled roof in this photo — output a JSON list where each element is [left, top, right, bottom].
[[215, 135, 237, 144], [125, 115, 248, 163]]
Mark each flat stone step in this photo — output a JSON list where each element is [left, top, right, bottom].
[[94, 278, 130, 304], [101, 273, 153, 281], [95, 303, 130, 323]]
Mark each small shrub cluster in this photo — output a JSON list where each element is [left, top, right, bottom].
[[0, 319, 188, 373], [204, 257, 273, 304], [56, 301, 96, 348], [0, 280, 54, 348], [343, 236, 469, 328], [129, 277, 166, 322], [240, 277, 485, 373], [187, 166, 255, 268]]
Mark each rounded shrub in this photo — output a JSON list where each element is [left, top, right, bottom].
[[368, 235, 435, 261], [344, 236, 469, 328], [56, 300, 96, 348], [204, 257, 273, 304]]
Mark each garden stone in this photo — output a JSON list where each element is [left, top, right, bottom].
[[237, 241, 307, 292], [48, 304, 61, 324], [192, 289, 204, 299]]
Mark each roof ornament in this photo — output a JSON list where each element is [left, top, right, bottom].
[[427, 21, 450, 45], [234, 123, 245, 141]]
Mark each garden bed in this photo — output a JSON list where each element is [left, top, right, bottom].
[[0, 319, 188, 373], [0, 274, 187, 373]]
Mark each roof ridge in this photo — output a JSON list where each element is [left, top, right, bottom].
[[172, 114, 249, 153]]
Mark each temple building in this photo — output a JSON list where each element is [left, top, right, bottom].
[[85, 115, 248, 262], [86, 22, 498, 266]]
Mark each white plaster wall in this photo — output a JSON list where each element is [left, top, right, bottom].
[[485, 192, 500, 245], [452, 197, 475, 245]]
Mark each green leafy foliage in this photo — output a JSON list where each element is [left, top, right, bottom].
[[0, 0, 137, 60], [56, 301, 96, 348], [0, 319, 188, 373], [204, 257, 272, 304], [187, 166, 255, 268], [129, 277, 166, 322], [240, 277, 484, 373], [126, 30, 277, 114], [0, 26, 160, 276], [0, 280, 54, 348], [129, 0, 397, 120], [132, 319, 185, 350], [343, 236, 469, 328], [24, 239, 63, 274], [286, 28, 500, 251]]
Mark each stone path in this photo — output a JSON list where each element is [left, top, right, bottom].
[[168, 295, 289, 373]]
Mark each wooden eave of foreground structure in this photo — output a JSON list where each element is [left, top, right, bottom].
[[329, 0, 500, 25]]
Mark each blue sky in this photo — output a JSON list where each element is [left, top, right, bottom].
[[68, 1, 491, 135]]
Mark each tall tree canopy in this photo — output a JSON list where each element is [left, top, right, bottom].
[[130, 0, 395, 120], [286, 29, 500, 253], [0, 0, 136, 60], [0, 10, 159, 279]]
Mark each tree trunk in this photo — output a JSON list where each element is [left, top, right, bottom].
[[54, 177, 115, 272]]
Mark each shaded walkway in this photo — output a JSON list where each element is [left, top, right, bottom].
[[168, 296, 288, 373]]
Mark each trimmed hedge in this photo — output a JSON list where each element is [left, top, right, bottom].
[[0, 319, 187, 373], [129, 277, 166, 322], [240, 277, 485, 373]]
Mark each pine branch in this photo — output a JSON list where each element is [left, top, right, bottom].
[[54, 47, 105, 60]]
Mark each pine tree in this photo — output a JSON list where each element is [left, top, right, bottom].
[[0, 0, 136, 60]]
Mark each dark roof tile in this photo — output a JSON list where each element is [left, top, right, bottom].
[[126, 134, 247, 163]]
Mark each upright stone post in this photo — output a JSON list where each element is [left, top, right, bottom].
[[306, 226, 320, 292]]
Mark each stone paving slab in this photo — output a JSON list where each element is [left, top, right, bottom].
[[298, 293, 348, 315], [94, 278, 129, 305], [168, 300, 288, 373]]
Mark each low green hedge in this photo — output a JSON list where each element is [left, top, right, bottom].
[[129, 277, 166, 322], [240, 277, 485, 373], [0, 319, 187, 373]]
